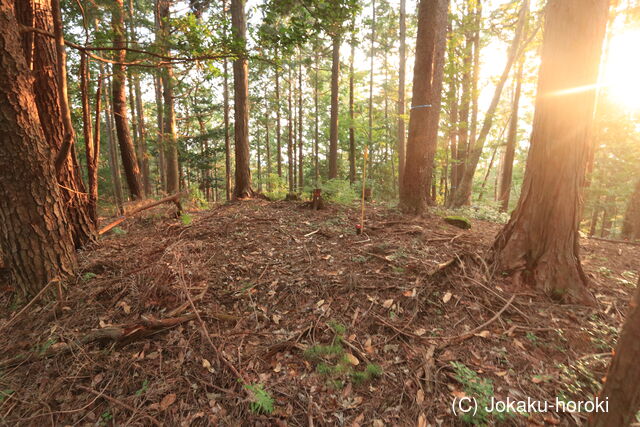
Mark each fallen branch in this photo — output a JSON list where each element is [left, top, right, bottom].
[[99, 193, 184, 235], [587, 236, 640, 247]]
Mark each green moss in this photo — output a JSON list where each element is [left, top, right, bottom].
[[443, 216, 472, 229]]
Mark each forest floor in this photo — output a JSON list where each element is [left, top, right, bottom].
[[1, 199, 639, 426]]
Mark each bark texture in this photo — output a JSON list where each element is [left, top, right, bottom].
[[112, 0, 144, 199], [621, 178, 640, 240], [588, 276, 640, 426], [327, 34, 341, 180], [0, 0, 77, 296], [490, 0, 609, 305], [231, 0, 253, 198], [399, 0, 449, 214]]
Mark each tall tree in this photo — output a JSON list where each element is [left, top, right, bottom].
[[16, 0, 95, 246], [396, 0, 407, 187], [449, 0, 528, 208], [498, 59, 524, 212], [399, 0, 449, 214], [348, 26, 357, 184], [113, 0, 144, 199], [231, 0, 254, 198], [223, 0, 233, 200], [157, 0, 180, 195], [327, 33, 341, 179], [0, 0, 77, 296], [490, 0, 609, 305]]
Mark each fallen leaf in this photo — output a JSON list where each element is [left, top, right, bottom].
[[159, 393, 176, 411], [442, 292, 452, 303], [272, 314, 281, 324], [344, 353, 360, 366], [414, 328, 427, 336], [417, 413, 427, 427], [474, 330, 490, 338], [383, 299, 394, 308], [202, 358, 215, 373], [416, 389, 425, 404]]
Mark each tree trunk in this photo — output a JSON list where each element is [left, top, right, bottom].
[[450, 0, 528, 208], [80, 53, 99, 226], [287, 64, 295, 192], [314, 50, 320, 186], [134, 76, 151, 195], [349, 31, 356, 184], [231, 0, 253, 198], [499, 59, 524, 212], [328, 34, 341, 180], [621, 178, 640, 240], [275, 54, 283, 178], [153, 74, 166, 193], [588, 275, 640, 426], [265, 112, 272, 192], [467, 0, 482, 165], [157, 0, 180, 195], [112, 0, 144, 200], [0, 1, 77, 296], [399, 0, 449, 214], [490, 0, 609, 305], [368, 0, 376, 165], [16, 0, 95, 247], [298, 58, 304, 189], [397, 0, 407, 190], [105, 77, 124, 210]]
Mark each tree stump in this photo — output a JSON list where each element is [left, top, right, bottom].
[[311, 189, 324, 210]]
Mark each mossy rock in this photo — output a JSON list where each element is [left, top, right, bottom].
[[443, 216, 472, 230]]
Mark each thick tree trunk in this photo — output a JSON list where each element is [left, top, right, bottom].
[[17, 0, 95, 247], [450, 0, 528, 208], [231, 0, 253, 198], [490, 0, 609, 305], [621, 178, 640, 240], [328, 34, 341, 180], [588, 276, 640, 426], [157, 0, 180, 195], [397, 0, 407, 188], [499, 60, 523, 212], [0, 1, 77, 297], [112, 0, 144, 200], [399, 0, 449, 214]]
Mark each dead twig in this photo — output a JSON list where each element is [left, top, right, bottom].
[[0, 278, 59, 334], [77, 385, 162, 426]]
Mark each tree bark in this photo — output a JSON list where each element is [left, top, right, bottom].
[[348, 32, 356, 184], [153, 74, 166, 193], [399, 0, 449, 214], [157, 0, 180, 195], [397, 0, 407, 188], [275, 53, 283, 178], [298, 58, 304, 189], [105, 77, 124, 210], [490, 0, 609, 305], [112, 0, 144, 200], [0, 0, 77, 297], [450, 0, 528, 208], [223, 0, 232, 199], [16, 0, 96, 247], [588, 276, 640, 426], [231, 0, 253, 198], [80, 53, 99, 225], [134, 76, 151, 195], [287, 64, 295, 192], [328, 34, 341, 180], [499, 59, 524, 212]]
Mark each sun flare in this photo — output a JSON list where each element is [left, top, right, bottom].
[[602, 28, 640, 111]]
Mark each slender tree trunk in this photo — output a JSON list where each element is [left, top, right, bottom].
[[153, 74, 166, 193], [134, 76, 151, 195], [622, 178, 640, 240], [399, 0, 449, 214], [287, 64, 295, 192], [222, 0, 232, 199], [231, 0, 253, 198], [468, 0, 482, 157], [80, 53, 99, 226], [450, 0, 528, 208], [490, 0, 609, 305], [0, 1, 77, 297], [588, 275, 640, 426], [275, 54, 283, 178], [298, 58, 304, 189], [368, 0, 376, 161], [265, 115, 272, 192], [113, 0, 144, 200], [349, 31, 356, 184], [328, 34, 341, 179], [256, 128, 262, 192], [600, 194, 616, 238], [499, 60, 524, 212], [105, 77, 124, 209], [157, 0, 180, 195], [314, 50, 320, 186], [477, 146, 498, 202], [397, 0, 407, 190]]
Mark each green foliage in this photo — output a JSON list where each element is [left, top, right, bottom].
[[82, 272, 97, 281], [111, 226, 127, 235], [264, 174, 290, 200], [135, 379, 149, 396], [321, 179, 357, 205], [244, 383, 274, 414], [451, 362, 513, 425], [180, 213, 193, 226], [0, 389, 14, 404]]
